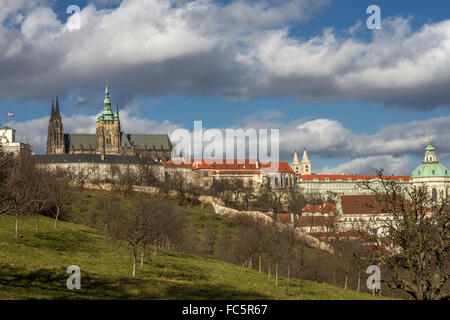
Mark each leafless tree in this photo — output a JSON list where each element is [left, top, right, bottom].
[[50, 177, 73, 230], [361, 169, 450, 300], [107, 200, 148, 278], [0, 152, 40, 238], [286, 186, 307, 215], [115, 164, 138, 198]]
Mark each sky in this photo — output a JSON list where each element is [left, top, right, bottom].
[[1, 0, 450, 175]]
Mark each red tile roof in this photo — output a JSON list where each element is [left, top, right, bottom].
[[278, 214, 292, 224], [302, 203, 337, 214], [340, 195, 384, 215], [260, 162, 294, 173], [214, 170, 261, 174]]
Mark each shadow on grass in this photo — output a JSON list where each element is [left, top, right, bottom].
[[0, 263, 271, 300], [163, 282, 272, 300], [20, 229, 99, 253]]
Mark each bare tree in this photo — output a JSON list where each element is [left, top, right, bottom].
[[361, 169, 450, 300], [0, 152, 40, 238], [107, 200, 148, 277], [51, 177, 73, 230], [115, 165, 137, 198]]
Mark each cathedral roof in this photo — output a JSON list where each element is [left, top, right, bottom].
[[65, 134, 96, 151], [63, 133, 172, 151], [126, 134, 172, 150]]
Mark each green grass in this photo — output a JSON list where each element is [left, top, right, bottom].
[[0, 212, 389, 300]]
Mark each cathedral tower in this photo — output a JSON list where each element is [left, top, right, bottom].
[[300, 148, 311, 175], [96, 81, 121, 155], [46, 97, 65, 154]]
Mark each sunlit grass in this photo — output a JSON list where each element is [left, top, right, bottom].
[[0, 204, 390, 300]]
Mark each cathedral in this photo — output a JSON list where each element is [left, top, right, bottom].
[[46, 83, 172, 161]]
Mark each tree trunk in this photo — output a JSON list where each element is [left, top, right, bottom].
[[357, 272, 361, 292], [140, 246, 145, 269], [344, 273, 348, 290], [333, 270, 336, 286], [132, 248, 137, 278], [268, 263, 271, 279], [285, 264, 290, 296], [153, 242, 157, 256], [299, 279, 304, 300], [259, 255, 262, 273], [35, 214, 39, 233], [275, 263, 279, 286], [372, 285, 375, 296], [53, 206, 60, 230], [15, 214, 19, 239]]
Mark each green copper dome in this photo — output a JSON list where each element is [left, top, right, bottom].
[[411, 138, 450, 179], [411, 163, 449, 178]]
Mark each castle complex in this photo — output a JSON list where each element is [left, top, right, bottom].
[[46, 83, 172, 161]]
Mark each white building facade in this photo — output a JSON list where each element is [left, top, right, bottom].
[[0, 126, 31, 155]]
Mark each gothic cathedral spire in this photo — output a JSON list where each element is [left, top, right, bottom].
[[47, 97, 65, 154]]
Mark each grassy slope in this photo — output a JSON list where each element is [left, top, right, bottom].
[[0, 194, 389, 300]]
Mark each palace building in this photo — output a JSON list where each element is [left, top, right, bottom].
[[293, 138, 449, 200], [46, 83, 172, 161]]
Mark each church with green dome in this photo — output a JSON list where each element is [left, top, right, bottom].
[[411, 138, 450, 201], [46, 82, 173, 161]]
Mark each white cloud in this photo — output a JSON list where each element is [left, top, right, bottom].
[[1, 0, 450, 109], [319, 155, 412, 176]]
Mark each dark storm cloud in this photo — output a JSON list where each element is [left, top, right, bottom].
[[0, 0, 450, 110]]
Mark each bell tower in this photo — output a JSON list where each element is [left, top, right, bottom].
[[292, 151, 300, 174], [96, 81, 121, 155], [300, 148, 311, 175]]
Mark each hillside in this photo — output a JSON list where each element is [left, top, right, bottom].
[[0, 211, 388, 299]]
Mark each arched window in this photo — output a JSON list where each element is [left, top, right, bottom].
[[275, 177, 279, 186], [432, 188, 438, 202]]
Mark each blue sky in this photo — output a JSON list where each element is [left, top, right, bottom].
[[1, 0, 450, 174]]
